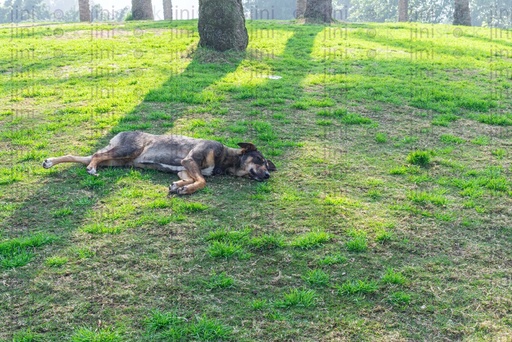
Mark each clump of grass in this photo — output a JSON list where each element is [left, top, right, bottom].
[[318, 253, 347, 266], [51, 207, 73, 218], [375, 132, 387, 143], [189, 315, 232, 341], [345, 230, 368, 252], [440, 134, 465, 144], [375, 229, 393, 243], [207, 241, 243, 259], [275, 289, 318, 308], [205, 272, 234, 289], [0, 233, 57, 269], [336, 279, 378, 296], [302, 269, 330, 286], [341, 113, 373, 125], [406, 150, 431, 167], [367, 189, 382, 200], [206, 228, 251, 244], [249, 234, 286, 250], [389, 165, 421, 175], [79, 177, 105, 189], [381, 268, 407, 285], [291, 231, 331, 249], [388, 291, 412, 305], [72, 247, 95, 259], [316, 119, 332, 126], [470, 136, 489, 145], [251, 299, 268, 310], [145, 310, 187, 341], [317, 108, 347, 117], [492, 148, 506, 159], [432, 113, 458, 126], [12, 329, 39, 342], [345, 235, 368, 252], [45, 256, 68, 267], [476, 114, 512, 126], [71, 326, 122, 342], [407, 190, 448, 206]]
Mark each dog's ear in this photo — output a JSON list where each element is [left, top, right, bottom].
[[266, 160, 277, 171], [238, 142, 257, 152]]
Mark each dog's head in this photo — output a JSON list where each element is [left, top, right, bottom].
[[237, 143, 276, 181]]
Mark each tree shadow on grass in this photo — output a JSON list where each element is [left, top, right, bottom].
[[0, 47, 245, 259]]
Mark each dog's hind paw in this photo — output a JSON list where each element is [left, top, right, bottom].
[[42, 159, 53, 169], [86, 167, 97, 176]]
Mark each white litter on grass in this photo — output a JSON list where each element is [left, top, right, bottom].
[[268, 75, 282, 80]]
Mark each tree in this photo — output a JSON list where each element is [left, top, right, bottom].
[[398, 0, 408, 22], [131, 0, 153, 20], [453, 0, 471, 26], [296, 0, 306, 18], [198, 0, 248, 52], [78, 0, 90, 22], [163, 0, 172, 20], [304, 0, 332, 23]]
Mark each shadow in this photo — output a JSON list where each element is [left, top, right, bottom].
[[0, 40, 244, 240]]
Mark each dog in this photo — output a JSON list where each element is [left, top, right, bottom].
[[42, 131, 276, 195]]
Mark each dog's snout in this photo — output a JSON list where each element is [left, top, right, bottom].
[[264, 171, 270, 179]]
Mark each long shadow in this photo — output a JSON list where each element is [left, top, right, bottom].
[[0, 21, 326, 337], [1, 48, 244, 235], [0, 27, 244, 330]]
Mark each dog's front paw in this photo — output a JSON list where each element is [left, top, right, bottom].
[[176, 186, 189, 195], [42, 159, 53, 169], [169, 183, 179, 194]]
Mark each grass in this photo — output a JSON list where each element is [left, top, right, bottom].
[[302, 269, 330, 286], [275, 289, 318, 308], [1, 19, 512, 341], [290, 231, 331, 249], [406, 150, 432, 167], [336, 279, 379, 296]]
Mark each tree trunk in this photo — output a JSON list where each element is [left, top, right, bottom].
[[296, 0, 306, 18], [163, 0, 172, 20], [78, 0, 90, 22], [304, 0, 332, 23], [198, 0, 248, 52], [132, 0, 153, 20], [453, 0, 471, 26], [398, 0, 408, 22]]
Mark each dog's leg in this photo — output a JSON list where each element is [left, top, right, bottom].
[[169, 171, 195, 194], [43, 155, 92, 169], [173, 157, 207, 195]]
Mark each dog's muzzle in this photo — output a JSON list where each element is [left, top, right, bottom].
[[250, 169, 270, 181]]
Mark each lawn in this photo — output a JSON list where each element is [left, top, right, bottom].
[[1, 19, 511, 341]]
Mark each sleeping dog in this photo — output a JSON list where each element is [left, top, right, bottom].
[[43, 131, 276, 195]]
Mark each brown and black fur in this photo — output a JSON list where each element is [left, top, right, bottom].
[[42, 131, 276, 195]]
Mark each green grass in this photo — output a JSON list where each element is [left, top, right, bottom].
[[1, 20, 511, 342], [290, 231, 331, 249], [302, 269, 330, 286], [71, 327, 122, 342], [0, 233, 57, 269], [406, 150, 432, 167], [45, 256, 68, 267], [275, 289, 318, 308], [318, 253, 347, 266], [204, 272, 235, 289], [381, 268, 407, 285], [336, 279, 379, 296]]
